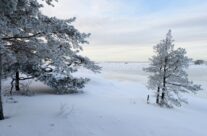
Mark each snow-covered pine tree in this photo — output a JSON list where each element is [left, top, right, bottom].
[[144, 30, 201, 107], [1, 0, 101, 94]]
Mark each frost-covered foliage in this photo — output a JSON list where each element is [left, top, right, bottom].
[[144, 30, 201, 107], [39, 74, 89, 94], [0, 0, 101, 94], [194, 59, 205, 65]]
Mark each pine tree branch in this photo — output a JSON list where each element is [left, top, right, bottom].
[[19, 76, 34, 80], [2, 32, 42, 40], [166, 82, 189, 88]]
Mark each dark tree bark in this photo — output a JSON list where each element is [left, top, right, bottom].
[[161, 57, 167, 105], [15, 71, 20, 91], [0, 53, 4, 120], [161, 77, 166, 105], [156, 65, 163, 105], [0, 90, 4, 120], [156, 86, 160, 104], [161, 88, 165, 105], [161, 75, 166, 104]]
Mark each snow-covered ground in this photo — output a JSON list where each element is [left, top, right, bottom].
[[0, 63, 207, 136]]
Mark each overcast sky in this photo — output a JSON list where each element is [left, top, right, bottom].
[[41, 0, 207, 61]]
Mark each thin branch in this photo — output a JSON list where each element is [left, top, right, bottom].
[[166, 82, 188, 88], [19, 76, 34, 81], [2, 32, 42, 41]]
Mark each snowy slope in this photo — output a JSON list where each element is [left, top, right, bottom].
[[0, 63, 207, 136]]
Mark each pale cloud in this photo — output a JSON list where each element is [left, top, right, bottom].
[[41, 0, 124, 18], [41, 0, 207, 61]]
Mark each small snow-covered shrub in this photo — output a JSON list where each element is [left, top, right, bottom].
[[39, 74, 90, 94], [194, 60, 205, 65]]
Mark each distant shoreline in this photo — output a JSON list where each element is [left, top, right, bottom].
[[96, 61, 149, 63], [96, 60, 207, 64]]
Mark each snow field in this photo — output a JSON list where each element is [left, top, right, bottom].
[[0, 63, 207, 136]]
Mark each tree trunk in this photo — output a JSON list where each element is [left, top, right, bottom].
[[15, 71, 20, 91], [0, 90, 4, 120], [161, 57, 167, 106], [0, 53, 4, 120], [161, 89, 165, 105], [161, 77, 166, 105], [156, 86, 160, 104], [157, 65, 163, 105]]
